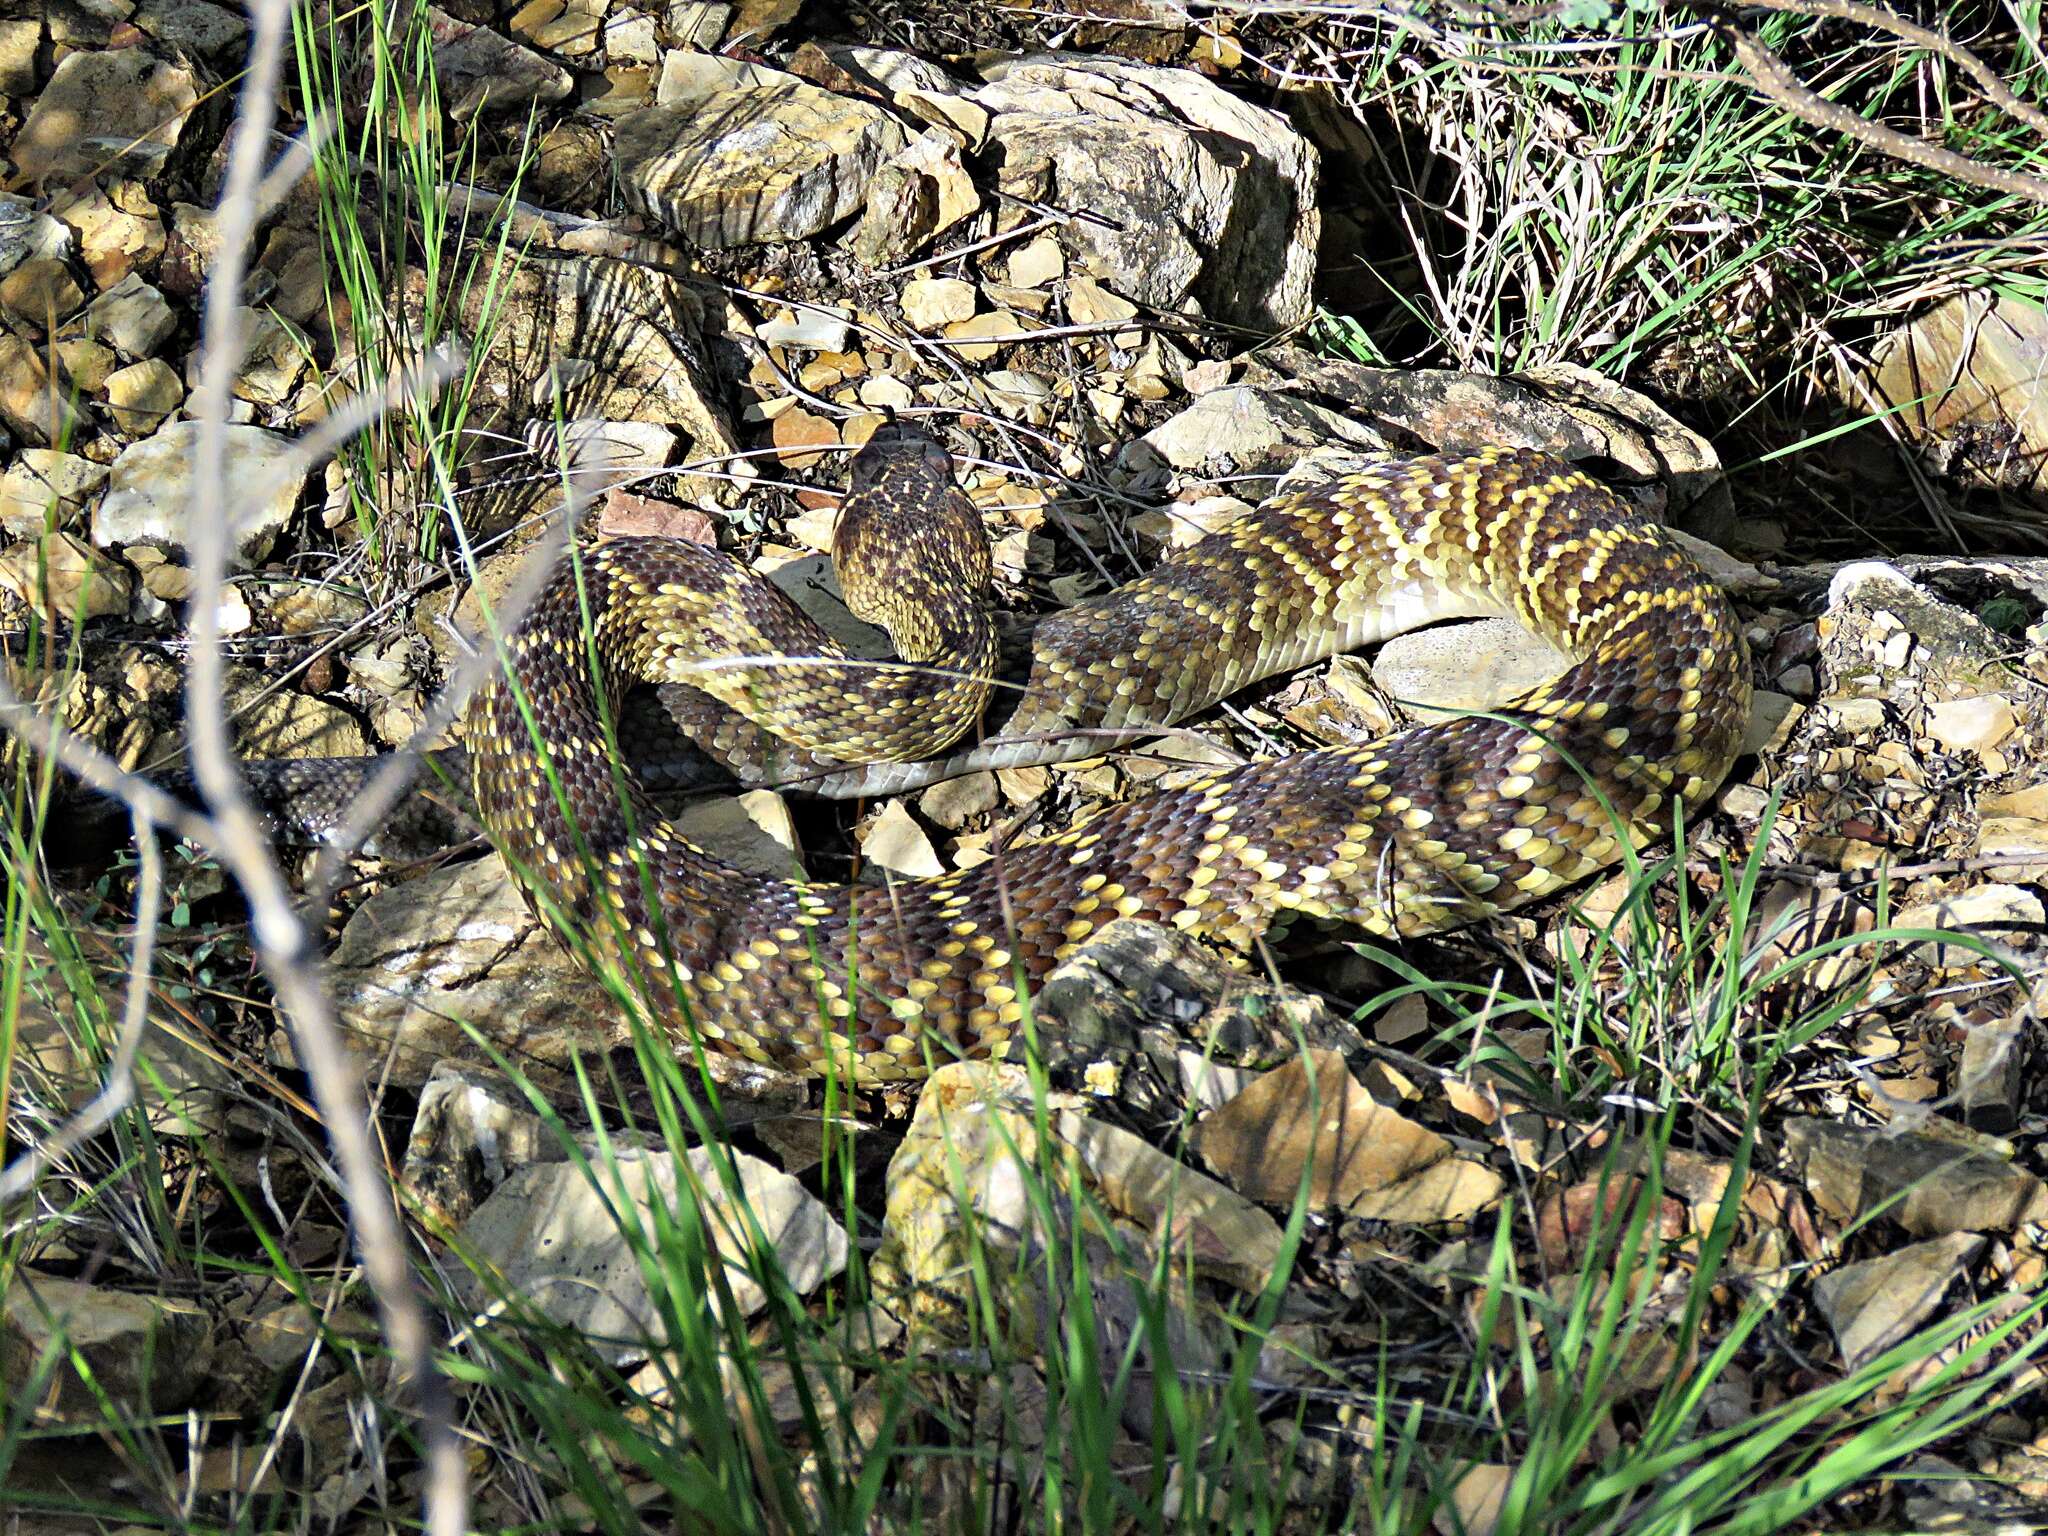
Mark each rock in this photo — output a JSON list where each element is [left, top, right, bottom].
[[1534, 1173, 1688, 1268], [1783, 1118, 2048, 1235], [60, 183, 166, 290], [614, 81, 906, 249], [86, 275, 178, 359], [1433, 1466, 1513, 1536], [1066, 274, 1139, 326], [459, 1146, 847, 1357], [768, 406, 839, 469], [1867, 291, 2048, 499], [1269, 354, 1736, 537], [1133, 385, 1383, 479], [0, 532, 131, 622], [1743, 689, 1800, 755], [1813, 1233, 1984, 1370], [315, 855, 625, 1088], [757, 304, 851, 352], [1195, 1048, 1503, 1221], [95, 422, 305, 565], [848, 127, 977, 267], [1373, 617, 1572, 720], [1061, 1114, 1285, 1293], [667, 0, 730, 46], [919, 770, 996, 829], [0, 450, 108, 537], [12, 49, 200, 184], [941, 310, 1019, 363], [674, 790, 800, 878], [134, 0, 248, 58], [1894, 885, 2043, 969], [970, 55, 1317, 329], [104, 357, 183, 435], [0, 18, 35, 95], [0, 335, 85, 447], [0, 194, 73, 277], [1924, 694, 2017, 753], [426, 4, 573, 120], [881, 1062, 1280, 1345], [1975, 816, 2048, 880], [860, 800, 944, 879], [531, 417, 677, 500], [0, 258, 85, 328], [1006, 234, 1064, 288], [5, 910, 241, 1135], [2, 1273, 214, 1418], [228, 681, 369, 760], [401, 1059, 564, 1228], [654, 51, 797, 106], [413, 259, 738, 506], [981, 369, 1052, 423], [195, 306, 308, 406], [1032, 918, 1362, 1084], [897, 280, 974, 333], [1956, 1016, 2026, 1135]]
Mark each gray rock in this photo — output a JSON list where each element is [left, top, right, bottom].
[[1784, 1117, 2048, 1235], [317, 855, 621, 1088], [87, 275, 178, 360], [0, 194, 72, 278], [134, 0, 248, 57], [426, 4, 573, 120], [2, 1273, 214, 1417], [1813, 1233, 1984, 1370], [0, 531, 132, 621], [1133, 385, 1383, 480], [459, 1146, 848, 1359], [12, 48, 200, 184], [614, 81, 905, 249], [0, 450, 108, 537], [95, 421, 305, 565], [0, 18, 37, 96], [971, 55, 1318, 330], [1374, 617, 1572, 720]]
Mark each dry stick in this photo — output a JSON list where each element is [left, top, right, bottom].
[[1711, 14, 2048, 206], [1738, 0, 2048, 143], [177, 4, 467, 1533]]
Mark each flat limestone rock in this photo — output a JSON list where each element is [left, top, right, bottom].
[[614, 82, 905, 248]]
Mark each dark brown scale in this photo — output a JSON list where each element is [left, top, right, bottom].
[[466, 438, 1750, 1080]]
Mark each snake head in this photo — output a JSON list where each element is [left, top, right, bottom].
[[849, 419, 957, 496]]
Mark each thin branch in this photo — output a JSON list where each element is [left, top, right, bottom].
[[1740, 0, 2048, 143], [177, 3, 469, 1532], [1712, 14, 2048, 206]]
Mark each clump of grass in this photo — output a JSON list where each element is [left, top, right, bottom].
[[289, 0, 534, 573], [1303, 2, 2048, 407]]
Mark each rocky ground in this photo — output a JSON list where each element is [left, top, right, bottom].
[[5, 0, 2048, 1530]]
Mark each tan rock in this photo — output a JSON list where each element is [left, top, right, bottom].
[[0, 531, 131, 621], [615, 82, 905, 248], [0, 258, 84, 328], [13, 49, 199, 184], [900, 277, 977, 330], [1925, 694, 2017, 754], [104, 357, 183, 435], [1195, 1049, 1502, 1221]]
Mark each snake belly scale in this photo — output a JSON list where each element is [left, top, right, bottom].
[[465, 431, 1750, 1082]]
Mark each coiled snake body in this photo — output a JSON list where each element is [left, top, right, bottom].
[[467, 428, 1749, 1081]]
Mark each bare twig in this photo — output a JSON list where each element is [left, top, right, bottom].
[[177, 4, 468, 1532], [1739, 0, 2048, 143], [1712, 14, 2048, 206]]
